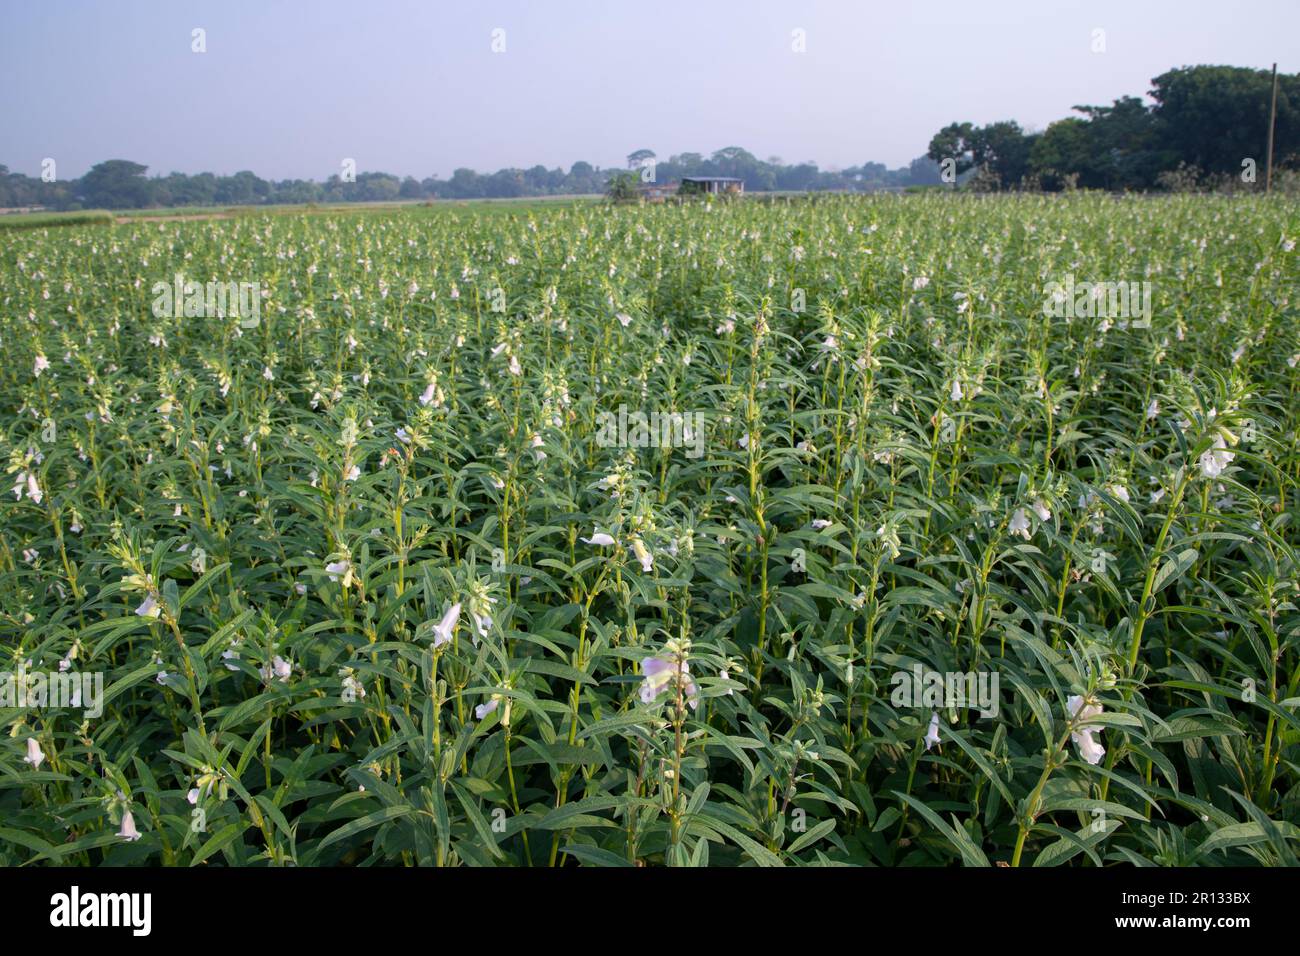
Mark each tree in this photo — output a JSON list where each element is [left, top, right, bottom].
[[78, 159, 151, 209], [215, 170, 267, 205], [356, 173, 401, 202], [626, 149, 656, 169], [1029, 118, 1095, 189], [485, 169, 525, 198], [1150, 66, 1300, 177], [523, 165, 551, 192], [446, 168, 484, 199], [928, 123, 978, 176], [928, 121, 1034, 188], [777, 162, 820, 191], [1072, 96, 1164, 189], [605, 171, 640, 203], [565, 162, 599, 193], [905, 156, 943, 186], [975, 121, 1036, 188]]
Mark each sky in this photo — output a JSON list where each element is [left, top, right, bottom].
[[2, 0, 1295, 181]]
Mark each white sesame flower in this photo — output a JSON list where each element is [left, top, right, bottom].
[[876, 523, 901, 560], [325, 559, 353, 587], [136, 594, 161, 618], [616, 312, 632, 327], [1067, 695, 1105, 765], [950, 379, 964, 402], [33, 354, 50, 377], [470, 607, 494, 642], [582, 532, 616, 546], [1146, 398, 1160, 420], [117, 810, 142, 842], [1031, 498, 1051, 523], [639, 654, 698, 709], [24, 737, 44, 770], [475, 697, 500, 720], [16, 471, 43, 504], [1009, 508, 1031, 539], [924, 712, 941, 751], [631, 538, 654, 573], [260, 656, 292, 683], [431, 602, 461, 648], [1199, 435, 1235, 478]]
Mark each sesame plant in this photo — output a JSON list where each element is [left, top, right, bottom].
[[1, 192, 1298, 866]]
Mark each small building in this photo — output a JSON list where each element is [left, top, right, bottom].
[[679, 176, 744, 196], [637, 182, 679, 203]]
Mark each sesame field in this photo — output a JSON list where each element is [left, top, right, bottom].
[[2, 192, 1299, 867]]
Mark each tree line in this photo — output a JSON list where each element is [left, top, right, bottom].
[[927, 65, 1299, 191], [0, 149, 942, 212]]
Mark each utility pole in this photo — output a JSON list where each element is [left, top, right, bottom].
[[1265, 62, 1279, 193]]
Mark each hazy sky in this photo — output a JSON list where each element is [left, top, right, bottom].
[[3, 0, 1295, 180]]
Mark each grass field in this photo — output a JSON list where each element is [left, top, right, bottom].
[[0, 210, 118, 231], [0, 195, 603, 231], [1, 193, 1298, 866]]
